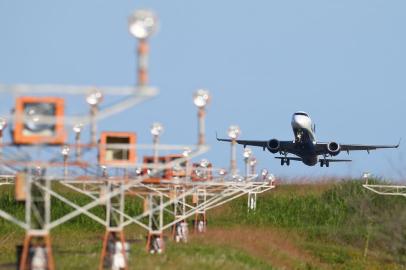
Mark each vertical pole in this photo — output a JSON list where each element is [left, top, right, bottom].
[[0, 130, 3, 157], [153, 135, 159, 168], [25, 173, 31, 229], [63, 155, 68, 178], [230, 139, 237, 176], [45, 176, 51, 228], [90, 105, 98, 146], [245, 158, 249, 179], [75, 132, 81, 160], [198, 108, 205, 145], [137, 39, 149, 86]]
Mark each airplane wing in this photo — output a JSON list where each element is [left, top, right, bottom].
[[315, 140, 400, 154], [216, 134, 295, 152]]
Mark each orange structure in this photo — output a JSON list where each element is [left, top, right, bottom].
[[142, 154, 186, 183], [13, 97, 65, 145], [99, 132, 137, 166]]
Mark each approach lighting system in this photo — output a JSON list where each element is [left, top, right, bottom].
[[227, 125, 241, 140], [99, 132, 137, 166], [13, 97, 65, 144], [128, 10, 159, 39], [193, 89, 211, 108]]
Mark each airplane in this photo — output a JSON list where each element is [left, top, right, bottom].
[[217, 111, 400, 167]]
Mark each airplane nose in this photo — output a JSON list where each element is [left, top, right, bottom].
[[291, 115, 310, 129]]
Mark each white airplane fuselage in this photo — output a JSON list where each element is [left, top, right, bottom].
[[290, 112, 319, 166]]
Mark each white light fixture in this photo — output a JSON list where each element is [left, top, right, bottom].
[[193, 89, 211, 108], [73, 123, 83, 134], [128, 10, 159, 39], [150, 122, 164, 136], [243, 148, 252, 159], [61, 145, 70, 156], [86, 89, 103, 106], [0, 117, 7, 131], [261, 169, 268, 178], [182, 148, 192, 158], [249, 157, 257, 167], [267, 174, 275, 182], [218, 168, 227, 177], [227, 125, 241, 140], [362, 172, 371, 179], [200, 159, 210, 168]]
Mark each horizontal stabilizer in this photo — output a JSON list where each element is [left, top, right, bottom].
[[323, 159, 352, 162], [275, 157, 302, 161]]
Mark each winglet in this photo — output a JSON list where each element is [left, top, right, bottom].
[[396, 138, 402, 148], [216, 132, 232, 142]]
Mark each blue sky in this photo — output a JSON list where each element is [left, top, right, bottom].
[[0, 1, 405, 181]]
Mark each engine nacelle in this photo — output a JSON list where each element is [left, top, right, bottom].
[[267, 139, 280, 153], [327, 142, 340, 156]]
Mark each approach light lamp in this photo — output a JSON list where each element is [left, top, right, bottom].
[[0, 117, 7, 131], [182, 148, 192, 158], [218, 168, 227, 177], [362, 172, 371, 179], [261, 169, 268, 178], [128, 10, 159, 39], [150, 122, 164, 137], [14, 97, 65, 144], [227, 125, 241, 140], [243, 148, 252, 159], [61, 145, 70, 156], [73, 123, 83, 134], [193, 89, 211, 108], [99, 132, 137, 165], [249, 157, 257, 167], [267, 174, 275, 183], [86, 89, 103, 106]]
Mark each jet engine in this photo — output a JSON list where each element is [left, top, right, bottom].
[[327, 142, 340, 156], [267, 139, 280, 153]]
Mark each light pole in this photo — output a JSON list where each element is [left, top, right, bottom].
[[182, 148, 192, 178], [227, 125, 240, 176], [86, 89, 103, 146], [150, 122, 164, 168], [0, 117, 7, 156], [249, 157, 257, 176], [61, 145, 70, 178], [128, 9, 159, 86], [193, 89, 211, 145], [73, 123, 83, 160], [243, 148, 252, 179]]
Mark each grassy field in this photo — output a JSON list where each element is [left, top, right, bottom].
[[0, 179, 405, 269]]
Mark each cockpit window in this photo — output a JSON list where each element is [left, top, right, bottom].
[[294, 112, 308, 117]]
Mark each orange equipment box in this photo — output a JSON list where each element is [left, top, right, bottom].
[[13, 97, 65, 144], [99, 132, 137, 166]]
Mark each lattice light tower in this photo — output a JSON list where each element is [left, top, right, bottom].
[[0, 7, 278, 270]]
